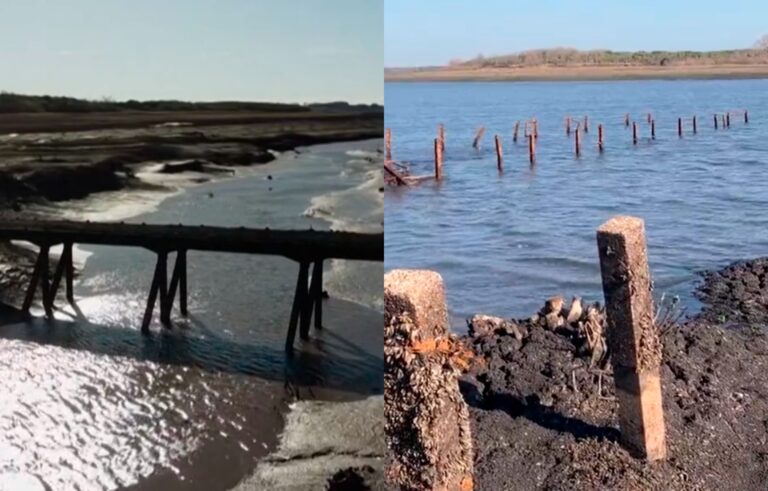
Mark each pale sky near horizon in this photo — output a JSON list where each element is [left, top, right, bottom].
[[0, 0, 382, 103], [386, 0, 768, 67]]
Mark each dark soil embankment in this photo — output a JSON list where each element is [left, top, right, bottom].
[[463, 262, 768, 490]]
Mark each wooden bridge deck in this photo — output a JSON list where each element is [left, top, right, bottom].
[[0, 219, 383, 351]]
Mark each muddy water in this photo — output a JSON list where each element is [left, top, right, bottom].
[[385, 79, 768, 328], [0, 139, 383, 490]]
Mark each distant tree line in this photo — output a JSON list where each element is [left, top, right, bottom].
[[0, 92, 312, 113], [455, 45, 768, 69]]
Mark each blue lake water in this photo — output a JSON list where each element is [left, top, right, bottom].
[[385, 80, 768, 329]]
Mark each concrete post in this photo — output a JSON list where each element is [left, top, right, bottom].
[[596, 216, 666, 461]]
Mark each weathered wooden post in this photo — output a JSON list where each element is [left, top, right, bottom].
[[575, 126, 581, 157], [532, 119, 539, 140], [632, 122, 638, 145], [692, 115, 697, 134], [385, 128, 392, 161], [472, 127, 485, 149], [596, 216, 666, 461], [624, 113, 630, 127], [565, 117, 572, 136], [726, 112, 731, 128], [598, 124, 604, 153], [677, 118, 682, 138], [714, 114, 719, 130], [646, 113, 652, 124], [528, 134, 535, 164], [722, 114, 726, 128], [651, 120, 656, 140], [434, 138, 443, 180], [384, 270, 474, 491], [513, 121, 520, 143], [745, 109, 749, 124], [494, 135, 503, 171], [583, 115, 589, 133]]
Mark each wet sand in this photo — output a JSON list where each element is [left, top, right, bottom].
[[461, 260, 768, 490], [385, 63, 768, 82]]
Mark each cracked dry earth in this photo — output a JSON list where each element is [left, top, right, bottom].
[[461, 259, 768, 491]]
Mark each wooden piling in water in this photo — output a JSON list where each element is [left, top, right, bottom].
[[597, 216, 667, 461], [434, 138, 443, 180], [726, 112, 731, 128], [438, 124, 445, 152], [385, 128, 392, 161], [583, 115, 589, 133], [632, 122, 638, 145], [532, 119, 539, 140], [494, 135, 503, 171], [677, 118, 682, 138], [647, 113, 652, 124], [575, 127, 581, 157], [513, 121, 520, 143], [714, 114, 718, 130], [745, 110, 749, 124], [472, 127, 485, 149], [722, 114, 726, 128], [692, 116, 697, 134], [565, 117, 571, 136], [625, 113, 630, 127], [598, 124, 604, 152], [528, 134, 535, 164], [651, 120, 656, 140]]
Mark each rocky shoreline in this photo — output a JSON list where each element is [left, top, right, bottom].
[[460, 258, 768, 490]]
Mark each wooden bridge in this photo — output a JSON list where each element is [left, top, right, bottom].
[[0, 219, 383, 351]]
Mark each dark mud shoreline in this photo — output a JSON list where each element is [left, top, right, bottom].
[[462, 258, 768, 490], [0, 110, 382, 302]]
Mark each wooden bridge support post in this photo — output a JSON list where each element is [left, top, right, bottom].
[[141, 251, 168, 334], [651, 120, 656, 140], [22, 244, 54, 317], [583, 115, 589, 133], [714, 114, 719, 130], [598, 124, 604, 153], [528, 134, 535, 164], [575, 126, 581, 157], [50, 242, 74, 308], [745, 110, 749, 124], [472, 127, 485, 149], [513, 121, 520, 143], [286, 261, 310, 351], [677, 118, 682, 138], [632, 122, 638, 145], [692, 116, 697, 134], [722, 114, 726, 128], [726, 112, 731, 128], [597, 216, 666, 461], [385, 128, 392, 161], [495, 135, 503, 171], [434, 138, 443, 180], [438, 124, 445, 152]]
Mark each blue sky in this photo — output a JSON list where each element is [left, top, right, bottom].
[[0, 0, 382, 103], [386, 0, 768, 67]]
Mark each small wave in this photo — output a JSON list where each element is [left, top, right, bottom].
[[345, 149, 379, 159]]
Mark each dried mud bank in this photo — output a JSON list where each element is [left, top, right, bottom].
[[0, 111, 382, 207], [0, 111, 382, 302], [462, 260, 768, 490]]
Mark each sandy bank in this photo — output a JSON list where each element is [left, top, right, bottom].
[[385, 63, 768, 82]]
